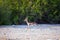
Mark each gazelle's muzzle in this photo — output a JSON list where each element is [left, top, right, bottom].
[[24, 20, 26, 21]]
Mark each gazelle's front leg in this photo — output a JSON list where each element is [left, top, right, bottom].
[[27, 25, 31, 32], [27, 24, 29, 29]]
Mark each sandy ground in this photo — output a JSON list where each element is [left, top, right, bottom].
[[0, 25, 60, 40]]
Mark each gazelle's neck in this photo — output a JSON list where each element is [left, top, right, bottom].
[[25, 20, 29, 26], [24, 17, 29, 25]]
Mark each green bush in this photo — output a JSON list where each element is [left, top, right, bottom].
[[0, 0, 60, 25]]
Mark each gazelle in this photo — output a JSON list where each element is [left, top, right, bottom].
[[24, 17, 37, 26]]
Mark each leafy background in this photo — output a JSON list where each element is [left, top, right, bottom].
[[0, 0, 60, 25]]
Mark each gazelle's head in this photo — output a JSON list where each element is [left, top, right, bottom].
[[24, 17, 28, 22]]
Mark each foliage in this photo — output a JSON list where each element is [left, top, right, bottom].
[[0, 0, 60, 25]]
